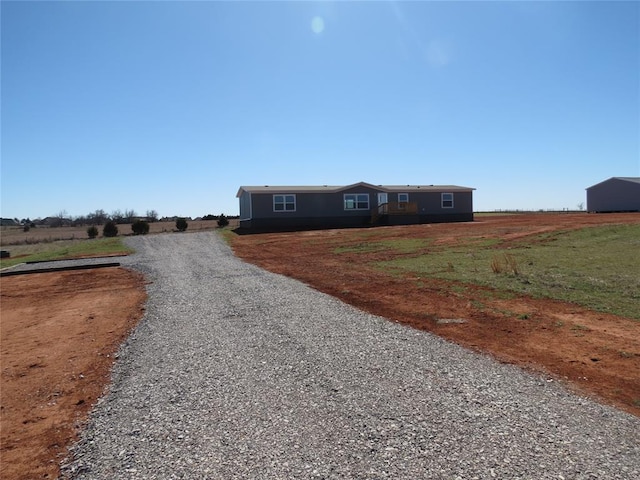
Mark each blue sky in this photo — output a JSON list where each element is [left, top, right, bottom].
[[2, 0, 639, 220]]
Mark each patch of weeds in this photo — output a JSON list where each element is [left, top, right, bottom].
[[476, 288, 517, 301], [491, 253, 520, 275], [619, 351, 634, 359], [571, 324, 591, 332], [379, 238, 432, 254], [471, 300, 485, 310], [517, 313, 531, 320], [570, 324, 590, 337], [450, 284, 469, 295], [490, 255, 503, 274], [633, 399, 640, 408], [334, 243, 386, 254], [553, 320, 565, 328], [504, 253, 519, 275], [496, 290, 518, 300]]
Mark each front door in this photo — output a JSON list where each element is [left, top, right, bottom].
[[377, 193, 388, 214]]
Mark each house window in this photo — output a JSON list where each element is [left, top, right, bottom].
[[273, 194, 296, 212], [397, 193, 409, 210], [441, 193, 454, 208], [344, 193, 369, 210]]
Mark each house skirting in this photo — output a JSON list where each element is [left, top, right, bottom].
[[238, 213, 473, 232]]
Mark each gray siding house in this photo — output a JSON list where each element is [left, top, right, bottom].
[[586, 177, 640, 213], [236, 181, 474, 230]]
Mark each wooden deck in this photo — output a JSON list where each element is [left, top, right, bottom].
[[371, 202, 418, 224]]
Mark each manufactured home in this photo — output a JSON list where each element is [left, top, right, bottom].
[[586, 177, 640, 213], [236, 182, 474, 230]]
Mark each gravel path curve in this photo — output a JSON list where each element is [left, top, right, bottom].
[[61, 231, 639, 479]]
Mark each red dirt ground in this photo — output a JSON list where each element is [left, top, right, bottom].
[[1, 213, 638, 478], [230, 213, 640, 417], [1, 268, 147, 480]]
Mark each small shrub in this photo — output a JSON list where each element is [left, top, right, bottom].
[[176, 218, 188, 232], [131, 220, 150, 235], [23, 225, 30, 232], [103, 221, 118, 238], [217, 213, 229, 228], [87, 226, 99, 239]]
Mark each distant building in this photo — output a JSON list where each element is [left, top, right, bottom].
[[586, 177, 640, 213], [0, 218, 19, 226]]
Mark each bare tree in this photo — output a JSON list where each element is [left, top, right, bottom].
[[90, 209, 108, 225], [52, 210, 68, 227], [146, 209, 159, 222], [124, 209, 137, 224], [111, 209, 124, 223], [73, 215, 88, 226]]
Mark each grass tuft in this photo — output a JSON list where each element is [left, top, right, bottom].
[[491, 253, 519, 275]]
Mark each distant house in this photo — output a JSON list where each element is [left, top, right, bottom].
[[586, 177, 640, 213], [236, 181, 475, 230], [40, 216, 72, 227]]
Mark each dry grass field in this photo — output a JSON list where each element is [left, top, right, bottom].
[[1, 219, 237, 247]]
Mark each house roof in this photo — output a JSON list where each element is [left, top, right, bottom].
[[237, 182, 475, 197], [586, 177, 640, 190]]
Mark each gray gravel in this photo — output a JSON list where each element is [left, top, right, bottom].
[[61, 231, 639, 479]]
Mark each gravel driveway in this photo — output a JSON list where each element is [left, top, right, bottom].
[[62, 231, 639, 479]]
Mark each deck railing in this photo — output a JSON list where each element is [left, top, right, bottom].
[[376, 202, 418, 215], [371, 202, 419, 224]]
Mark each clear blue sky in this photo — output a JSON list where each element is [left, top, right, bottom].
[[2, 1, 639, 220]]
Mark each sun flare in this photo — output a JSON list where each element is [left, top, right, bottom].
[[311, 16, 324, 34]]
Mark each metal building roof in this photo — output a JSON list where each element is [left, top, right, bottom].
[[586, 177, 640, 190]]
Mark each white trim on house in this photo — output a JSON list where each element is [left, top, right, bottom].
[[441, 192, 454, 208], [239, 191, 252, 221], [344, 193, 370, 210], [273, 194, 296, 212]]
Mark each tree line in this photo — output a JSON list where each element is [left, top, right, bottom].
[[89, 214, 230, 238], [13, 209, 236, 228]]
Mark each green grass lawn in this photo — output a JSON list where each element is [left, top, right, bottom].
[[336, 224, 640, 320], [0, 238, 133, 269]]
